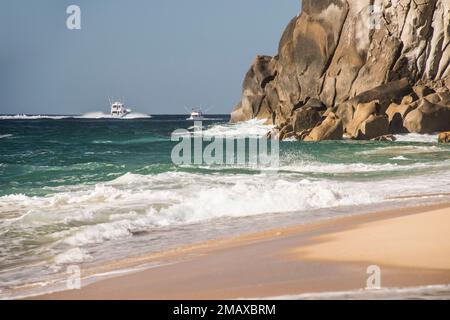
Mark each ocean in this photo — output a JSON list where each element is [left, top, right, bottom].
[[1, 115, 450, 298]]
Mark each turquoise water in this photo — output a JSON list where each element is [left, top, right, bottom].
[[0, 115, 450, 298], [2, 116, 449, 196], [0, 116, 192, 196]]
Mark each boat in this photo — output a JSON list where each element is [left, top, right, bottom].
[[187, 108, 205, 121], [110, 101, 132, 118]]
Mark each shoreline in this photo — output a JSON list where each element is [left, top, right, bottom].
[[32, 201, 450, 300]]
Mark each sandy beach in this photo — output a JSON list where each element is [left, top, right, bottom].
[[35, 202, 450, 300]]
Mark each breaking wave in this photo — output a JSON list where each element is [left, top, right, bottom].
[[0, 115, 70, 120], [0, 113, 151, 120], [2, 165, 449, 252], [394, 133, 438, 143], [200, 119, 273, 137]]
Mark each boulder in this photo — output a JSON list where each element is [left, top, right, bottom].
[[295, 129, 312, 141], [304, 113, 343, 142], [282, 132, 296, 140], [403, 99, 450, 133], [438, 132, 450, 143], [292, 107, 322, 132], [401, 95, 417, 105], [423, 91, 450, 104], [302, 98, 327, 111], [347, 79, 413, 112], [354, 115, 390, 140], [385, 103, 415, 133], [278, 124, 294, 141], [346, 101, 379, 138], [413, 85, 435, 98], [334, 79, 413, 133], [334, 102, 354, 131]]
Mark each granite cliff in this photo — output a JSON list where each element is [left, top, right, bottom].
[[231, 0, 450, 141]]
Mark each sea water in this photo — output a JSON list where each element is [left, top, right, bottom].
[[0, 115, 449, 298]]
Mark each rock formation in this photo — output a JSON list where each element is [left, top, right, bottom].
[[438, 131, 450, 143], [231, 0, 450, 140]]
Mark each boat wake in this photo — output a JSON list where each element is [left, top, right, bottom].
[[79, 112, 151, 119], [0, 115, 70, 120], [0, 113, 151, 120]]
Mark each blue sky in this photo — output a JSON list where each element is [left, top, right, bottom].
[[0, 0, 300, 115]]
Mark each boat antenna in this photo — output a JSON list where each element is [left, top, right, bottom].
[[204, 105, 214, 113], [183, 106, 191, 114]]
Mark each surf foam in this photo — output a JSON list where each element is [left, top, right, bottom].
[[200, 119, 273, 138], [79, 112, 151, 119], [0, 115, 70, 120], [394, 133, 438, 143]]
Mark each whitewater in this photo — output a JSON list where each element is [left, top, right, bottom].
[[0, 115, 449, 298]]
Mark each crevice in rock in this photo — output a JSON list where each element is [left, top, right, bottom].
[[421, 0, 440, 79], [319, 1, 350, 79], [388, 42, 405, 81], [399, 0, 413, 40], [261, 71, 277, 90]]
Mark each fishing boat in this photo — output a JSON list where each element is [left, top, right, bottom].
[[110, 101, 131, 118], [187, 108, 205, 121]]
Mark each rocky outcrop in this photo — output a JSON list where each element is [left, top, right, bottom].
[[230, 55, 276, 124], [438, 132, 450, 143], [231, 0, 450, 141], [354, 115, 390, 140], [404, 97, 450, 133], [292, 107, 322, 132], [386, 102, 414, 133], [304, 112, 343, 141], [346, 101, 379, 138]]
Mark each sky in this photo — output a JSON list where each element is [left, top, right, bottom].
[[0, 0, 300, 115]]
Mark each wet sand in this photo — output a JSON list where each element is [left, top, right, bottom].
[[37, 202, 450, 300]]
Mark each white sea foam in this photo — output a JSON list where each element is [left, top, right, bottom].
[[279, 159, 450, 174], [200, 119, 273, 138], [195, 159, 450, 174], [249, 284, 450, 300], [0, 115, 70, 120], [394, 133, 438, 143], [79, 112, 151, 119], [390, 156, 408, 160], [357, 145, 448, 156], [0, 134, 13, 139], [54, 248, 93, 265], [0, 172, 380, 247], [2, 164, 450, 250], [0, 113, 151, 120]]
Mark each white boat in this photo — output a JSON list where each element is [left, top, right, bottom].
[[187, 108, 205, 121], [110, 101, 131, 118]]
